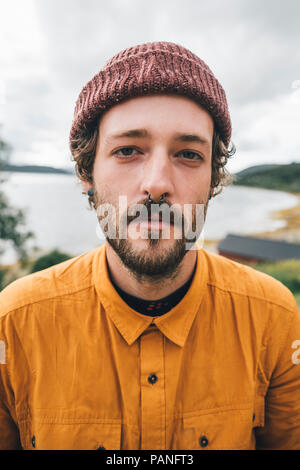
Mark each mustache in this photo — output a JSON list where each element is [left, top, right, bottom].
[[125, 198, 183, 226]]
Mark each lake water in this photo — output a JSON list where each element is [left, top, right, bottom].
[[1, 172, 298, 265]]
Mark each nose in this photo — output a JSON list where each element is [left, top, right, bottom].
[[140, 150, 175, 202]]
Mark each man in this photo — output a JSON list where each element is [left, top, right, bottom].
[[1, 41, 300, 450]]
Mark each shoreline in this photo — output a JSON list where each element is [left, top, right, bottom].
[[204, 191, 300, 255], [252, 192, 300, 242], [2, 191, 300, 264]]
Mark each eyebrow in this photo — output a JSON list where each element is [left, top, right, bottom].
[[107, 128, 210, 146]]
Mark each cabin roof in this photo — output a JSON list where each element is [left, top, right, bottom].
[[217, 233, 300, 261]]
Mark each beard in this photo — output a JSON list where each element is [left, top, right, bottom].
[[94, 188, 209, 282], [107, 236, 188, 281]]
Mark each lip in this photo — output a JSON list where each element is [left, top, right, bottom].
[[130, 219, 171, 230]]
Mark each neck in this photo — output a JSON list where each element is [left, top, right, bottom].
[[105, 243, 197, 300]]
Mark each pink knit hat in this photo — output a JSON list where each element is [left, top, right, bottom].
[[69, 41, 232, 152]]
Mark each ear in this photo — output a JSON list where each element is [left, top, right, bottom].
[[81, 180, 93, 194]]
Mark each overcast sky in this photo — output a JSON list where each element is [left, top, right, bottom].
[[1, 0, 299, 173]]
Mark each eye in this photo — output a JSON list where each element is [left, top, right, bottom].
[[178, 150, 203, 160], [113, 147, 140, 158]]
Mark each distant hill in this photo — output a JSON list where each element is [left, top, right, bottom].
[[232, 162, 300, 193], [1, 163, 74, 175], [2, 162, 300, 193]]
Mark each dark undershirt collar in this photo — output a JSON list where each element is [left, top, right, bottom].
[[110, 261, 197, 317]]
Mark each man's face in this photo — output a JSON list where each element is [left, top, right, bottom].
[[91, 94, 214, 280]]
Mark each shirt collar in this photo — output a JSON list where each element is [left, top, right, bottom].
[[93, 243, 208, 347]]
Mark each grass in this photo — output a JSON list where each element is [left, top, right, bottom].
[[252, 259, 300, 309], [294, 292, 300, 309]]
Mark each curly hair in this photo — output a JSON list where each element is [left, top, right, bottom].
[[71, 117, 236, 211]]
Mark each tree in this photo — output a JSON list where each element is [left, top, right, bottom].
[[0, 136, 12, 163], [0, 137, 34, 264], [30, 249, 71, 273]]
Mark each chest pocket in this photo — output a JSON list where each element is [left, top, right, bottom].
[[19, 416, 121, 450], [173, 404, 260, 450]]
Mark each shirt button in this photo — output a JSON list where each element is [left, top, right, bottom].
[[148, 373, 158, 385], [31, 435, 36, 448], [199, 435, 209, 447]]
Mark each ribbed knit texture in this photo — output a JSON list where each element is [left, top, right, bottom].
[[69, 41, 231, 152]]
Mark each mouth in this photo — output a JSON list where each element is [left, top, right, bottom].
[[126, 202, 186, 232], [129, 211, 176, 226]]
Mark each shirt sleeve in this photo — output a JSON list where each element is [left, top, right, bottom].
[[0, 321, 22, 450], [255, 299, 300, 450]]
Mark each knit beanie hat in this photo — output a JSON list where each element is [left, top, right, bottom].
[[69, 41, 231, 152]]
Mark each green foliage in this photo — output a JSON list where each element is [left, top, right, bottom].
[[0, 266, 19, 292], [0, 138, 12, 163], [294, 292, 300, 308], [29, 249, 71, 273], [0, 191, 34, 260], [0, 137, 34, 262], [254, 259, 300, 294], [0, 267, 9, 291], [233, 162, 300, 193]]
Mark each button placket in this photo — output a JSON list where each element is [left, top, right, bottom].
[[140, 328, 165, 450]]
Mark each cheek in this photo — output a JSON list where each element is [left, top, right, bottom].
[[93, 155, 110, 182], [177, 166, 211, 198], [93, 155, 133, 185], [92, 159, 135, 205]]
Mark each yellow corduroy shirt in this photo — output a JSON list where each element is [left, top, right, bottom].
[[0, 244, 300, 450]]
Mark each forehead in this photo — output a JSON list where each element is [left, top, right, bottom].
[[98, 94, 214, 139]]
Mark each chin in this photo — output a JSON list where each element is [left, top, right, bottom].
[[107, 235, 188, 279]]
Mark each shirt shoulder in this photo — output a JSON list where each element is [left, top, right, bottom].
[[202, 249, 297, 313], [0, 246, 103, 319]]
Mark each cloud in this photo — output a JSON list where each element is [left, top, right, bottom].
[[228, 86, 300, 172], [0, 0, 299, 172]]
